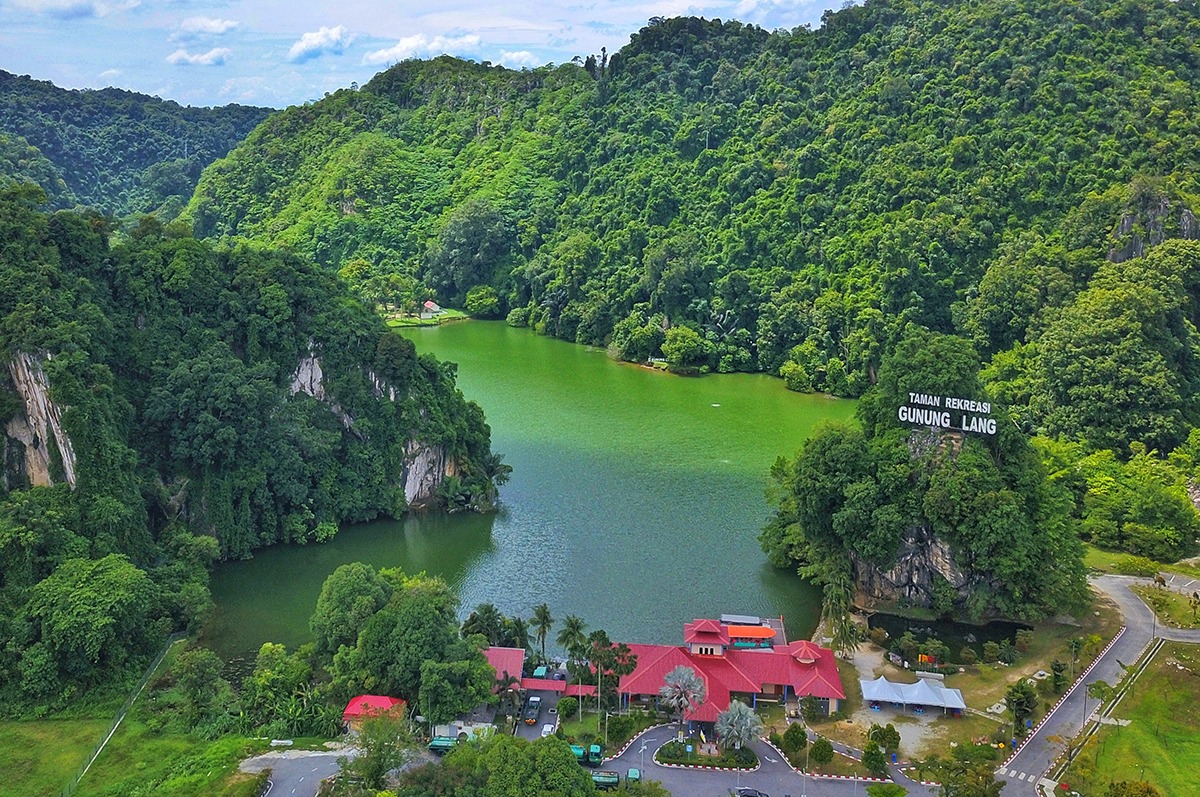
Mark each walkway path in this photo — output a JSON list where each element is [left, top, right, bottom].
[[996, 575, 1200, 796]]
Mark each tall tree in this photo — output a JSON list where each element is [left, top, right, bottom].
[[714, 699, 764, 751], [659, 665, 706, 732], [530, 603, 554, 664], [556, 614, 588, 661]]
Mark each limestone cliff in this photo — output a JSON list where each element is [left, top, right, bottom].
[[288, 351, 455, 508], [402, 439, 457, 508], [3, 351, 77, 491], [852, 526, 967, 608]]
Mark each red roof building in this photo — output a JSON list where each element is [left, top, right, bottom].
[[617, 620, 844, 726], [343, 695, 406, 730], [483, 646, 526, 688]]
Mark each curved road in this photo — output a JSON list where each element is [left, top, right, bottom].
[[996, 575, 1200, 796]]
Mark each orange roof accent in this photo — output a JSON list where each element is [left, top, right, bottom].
[[728, 625, 776, 639]]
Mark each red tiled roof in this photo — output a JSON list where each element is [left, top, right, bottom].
[[343, 695, 405, 720], [683, 618, 730, 645], [520, 677, 566, 692], [565, 683, 597, 697], [729, 644, 845, 700], [617, 637, 845, 718], [484, 646, 526, 686]]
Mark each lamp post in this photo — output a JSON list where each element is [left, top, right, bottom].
[[802, 729, 810, 797], [639, 742, 646, 774]]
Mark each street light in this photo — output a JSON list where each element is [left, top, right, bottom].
[[639, 742, 646, 774], [802, 728, 810, 797]]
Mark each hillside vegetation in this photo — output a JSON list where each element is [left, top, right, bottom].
[[0, 185, 502, 711], [182, 0, 1200, 587], [0, 70, 271, 217]]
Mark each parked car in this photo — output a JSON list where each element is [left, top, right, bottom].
[[523, 695, 542, 725], [541, 723, 555, 737], [734, 788, 770, 797]]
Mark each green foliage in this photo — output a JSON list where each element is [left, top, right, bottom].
[[1006, 679, 1039, 732], [556, 697, 578, 720], [781, 720, 808, 753], [809, 736, 834, 766], [863, 739, 888, 777], [340, 708, 417, 790], [418, 652, 496, 726], [0, 70, 270, 216], [311, 563, 394, 656], [764, 327, 1089, 619], [0, 191, 502, 709], [868, 722, 901, 753], [392, 734, 597, 796], [713, 699, 764, 751]]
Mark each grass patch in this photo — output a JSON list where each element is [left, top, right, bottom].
[[385, 309, 469, 327], [76, 711, 269, 797], [1083, 544, 1200, 580], [1061, 641, 1200, 796], [0, 718, 110, 797], [1132, 584, 1200, 630], [810, 749, 872, 778], [558, 709, 661, 751]]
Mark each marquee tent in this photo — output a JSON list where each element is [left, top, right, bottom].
[[859, 676, 966, 713]]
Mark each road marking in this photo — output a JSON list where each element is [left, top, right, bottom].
[[765, 755, 777, 762]]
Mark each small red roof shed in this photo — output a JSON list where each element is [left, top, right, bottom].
[[343, 695, 406, 723]]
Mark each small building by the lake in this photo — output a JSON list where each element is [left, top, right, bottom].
[[343, 694, 406, 733]]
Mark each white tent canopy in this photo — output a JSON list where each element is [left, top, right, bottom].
[[860, 676, 965, 712]]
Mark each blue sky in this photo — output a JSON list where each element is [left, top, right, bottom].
[[0, 0, 846, 108]]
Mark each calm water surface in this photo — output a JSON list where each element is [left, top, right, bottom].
[[204, 322, 856, 658]]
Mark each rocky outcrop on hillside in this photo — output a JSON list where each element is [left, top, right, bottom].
[[853, 526, 967, 608], [3, 351, 77, 490], [288, 351, 457, 508]]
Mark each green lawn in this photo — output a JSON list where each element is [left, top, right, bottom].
[[1061, 641, 1200, 796], [385, 308, 469, 327], [1131, 584, 1200, 630], [0, 718, 110, 797], [558, 709, 662, 751]]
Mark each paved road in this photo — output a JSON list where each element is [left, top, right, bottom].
[[516, 688, 564, 740], [996, 575, 1200, 796], [604, 727, 937, 797], [240, 750, 342, 797]]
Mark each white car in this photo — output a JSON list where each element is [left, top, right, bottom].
[[541, 723, 555, 738]]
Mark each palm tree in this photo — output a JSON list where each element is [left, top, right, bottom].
[[504, 616, 531, 652], [530, 603, 554, 665], [556, 614, 588, 662], [462, 602, 504, 645], [715, 700, 764, 752], [823, 568, 858, 659], [659, 665, 706, 733]]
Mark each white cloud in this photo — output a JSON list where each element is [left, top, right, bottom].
[[178, 16, 239, 35], [11, 0, 138, 19], [362, 33, 481, 65], [287, 25, 353, 63], [166, 47, 231, 66], [497, 49, 540, 67], [98, 68, 122, 79]]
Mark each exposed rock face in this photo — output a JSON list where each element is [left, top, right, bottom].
[[853, 525, 968, 608], [290, 353, 327, 400], [1109, 190, 1200, 263], [402, 439, 456, 508], [3, 351, 77, 490], [289, 352, 455, 508]]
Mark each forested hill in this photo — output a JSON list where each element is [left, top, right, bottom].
[[0, 185, 503, 708], [0, 70, 272, 217], [183, 0, 1200, 442]]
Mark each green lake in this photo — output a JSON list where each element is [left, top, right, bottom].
[[204, 322, 856, 659]]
